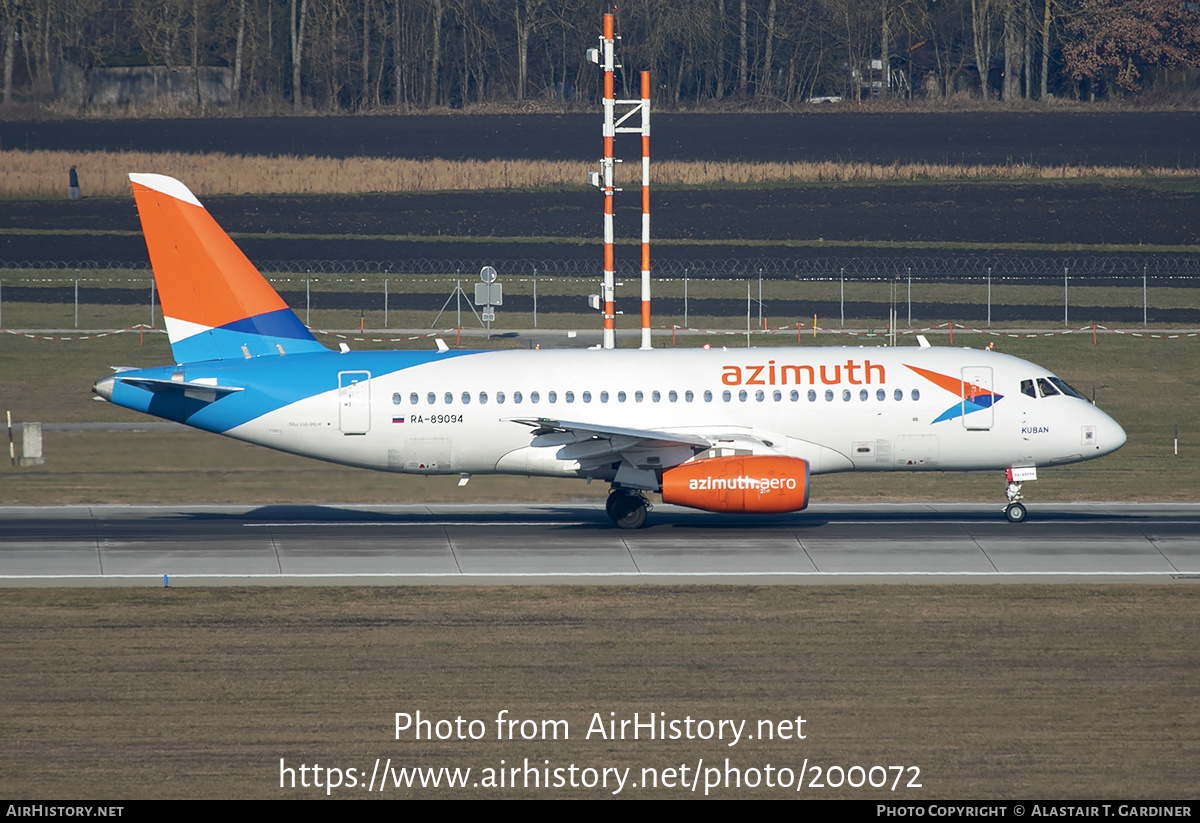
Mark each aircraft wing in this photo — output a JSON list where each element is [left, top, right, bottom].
[[509, 417, 711, 463]]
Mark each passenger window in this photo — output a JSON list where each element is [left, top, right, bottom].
[[1021, 379, 1036, 398], [722, 390, 732, 402], [392, 392, 402, 405], [738, 390, 748, 402], [808, 389, 817, 402], [618, 391, 627, 402], [755, 390, 765, 402], [877, 389, 885, 401], [565, 391, 574, 403], [859, 389, 868, 401], [825, 390, 834, 402], [497, 392, 506, 404], [651, 390, 661, 402], [479, 392, 488, 405], [531, 391, 540, 404], [894, 389, 902, 401], [842, 389, 851, 402], [600, 391, 609, 403], [514, 391, 523, 404], [911, 389, 920, 401], [427, 392, 436, 405], [704, 390, 713, 402], [684, 390, 693, 402], [461, 391, 471, 404], [582, 391, 591, 403], [410, 392, 419, 405], [444, 392, 453, 405], [548, 391, 557, 403], [669, 390, 678, 403], [635, 390, 644, 403]]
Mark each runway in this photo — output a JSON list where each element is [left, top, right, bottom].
[[1, 502, 1197, 585]]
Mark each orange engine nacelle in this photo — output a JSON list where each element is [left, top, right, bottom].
[[661, 456, 810, 514]]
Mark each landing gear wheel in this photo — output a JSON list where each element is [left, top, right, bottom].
[[1005, 502, 1027, 523], [607, 490, 649, 529]]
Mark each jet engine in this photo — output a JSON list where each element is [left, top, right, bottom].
[[661, 456, 810, 514]]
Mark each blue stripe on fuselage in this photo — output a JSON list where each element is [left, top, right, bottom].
[[108, 349, 482, 432], [171, 308, 328, 363]]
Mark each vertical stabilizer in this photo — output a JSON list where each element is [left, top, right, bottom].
[[129, 173, 327, 363]]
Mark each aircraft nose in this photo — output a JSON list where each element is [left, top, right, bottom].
[[1109, 417, 1128, 453], [1094, 409, 1126, 455], [92, 375, 114, 402]]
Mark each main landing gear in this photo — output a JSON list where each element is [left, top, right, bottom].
[[1004, 481, 1027, 523], [606, 489, 650, 529]]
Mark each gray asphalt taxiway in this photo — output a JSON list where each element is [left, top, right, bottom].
[[1, 502, 1197, 585]]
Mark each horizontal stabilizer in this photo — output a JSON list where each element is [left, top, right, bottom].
[[115, 376, 245, 396]]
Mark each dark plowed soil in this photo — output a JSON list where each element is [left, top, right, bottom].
[[3, 112, 1198, 166], [1, 181, 1196, 265], [2, 112, 1196, 272]]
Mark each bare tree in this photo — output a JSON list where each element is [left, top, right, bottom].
[[971, 0, 995, 100], [232, 0, 246, 104], [738, 0, 747, 95], [759, 0, 777, 97], [514, 0, 542, 100], [2, 0, 17, 105], [290, 0, 308, 110], [1002, 0, 1023, 99], [1040, 0, 1052, 98], [428, 0, 442, 105]]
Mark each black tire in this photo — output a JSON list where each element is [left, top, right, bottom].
[[1005, 502, 1027, 523], [607, 492, 648, 529], [614, 500, 648, 530]]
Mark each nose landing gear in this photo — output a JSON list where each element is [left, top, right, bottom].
[[1003, 466, 1037, 523], [1004, 481, 1027, 523]]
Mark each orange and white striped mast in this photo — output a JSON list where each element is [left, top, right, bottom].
[[637, 71, 651, 351], [600, 13, 617, 350], [590, 13, 652, 350]]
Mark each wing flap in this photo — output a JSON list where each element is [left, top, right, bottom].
[[511, 417, 711, 449], [510, 417, 711, 466]]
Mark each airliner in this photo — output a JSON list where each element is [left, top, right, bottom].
[[92, 174, 1126, 528]]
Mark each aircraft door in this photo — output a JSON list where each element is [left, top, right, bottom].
[[960, 366, 994, 431], [338, 371, 371, 434]]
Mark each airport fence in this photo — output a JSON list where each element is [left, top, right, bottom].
[[2, 255, 1199, 332]]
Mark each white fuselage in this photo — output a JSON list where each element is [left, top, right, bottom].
[[209, 344, 1125, 485]]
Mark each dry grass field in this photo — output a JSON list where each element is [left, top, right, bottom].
[[2, 585, 1197, 799], [2, 148, 1196, 197]]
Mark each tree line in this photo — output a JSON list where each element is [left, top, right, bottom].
[[1, 0, 1197, 112]]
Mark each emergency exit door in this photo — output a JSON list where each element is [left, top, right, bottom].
[[338, 371, 371, 434]]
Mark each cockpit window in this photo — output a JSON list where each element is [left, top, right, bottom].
[[1021, 379, 1036, 398], [1049, 377, 1086, 400], [1036, 378, 1060, 398]]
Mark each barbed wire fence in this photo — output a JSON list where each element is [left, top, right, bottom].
[[2, 255, 1200, 333], [3, 254, 1200, 276]]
